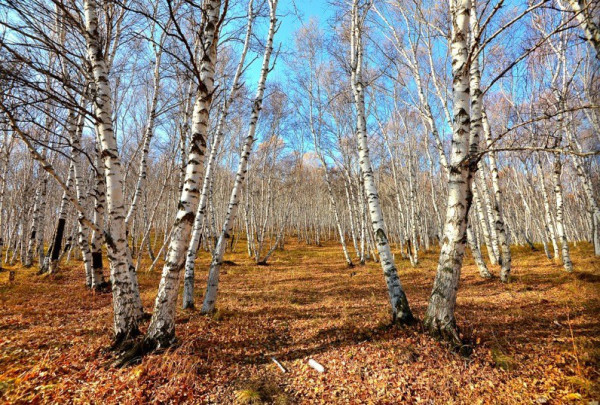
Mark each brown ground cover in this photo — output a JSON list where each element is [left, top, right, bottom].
[[0, 241, 598, 403]]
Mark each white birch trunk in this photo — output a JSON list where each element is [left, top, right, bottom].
[[424, 0, 474, 343], [425, 145, 443, 241], [473, 182, 497, 265], [44, 163, 74, 274], [201, 0, 278, 314], [65, 110, 94, 285], [144, 0, 222, 346], [537, 158, 560, 259], [483, 112, 511, 281], [350, 0, 413, 323], [567, 133, 600, 255], [564, 0, 600, 57], [90, 145, 106, 288], [344, 179, 361, 258], [467, 224, 491, 278], [466, 6, 495, 274], [357, 171, 367, 264], [408, 152, 419, 266], [35, 173, 48, 267], [25, 174, 45, 268], [0, 134, 13, 272], [477, 166, 501, 260], [552, 154, 574, 272], [83, 0, 143, 342], [182, 1, 255, 309]]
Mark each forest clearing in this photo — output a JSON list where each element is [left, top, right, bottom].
[[0, 241, 599, 403]]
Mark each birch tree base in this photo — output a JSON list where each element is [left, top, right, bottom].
[[112, 331, 176, 367], [423, 313, 472, 356]]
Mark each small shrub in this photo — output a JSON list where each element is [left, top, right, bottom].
[[236, 388, 262, 404], [235, 378, 290, 404], [491, 347, 517, 371], [565, 375, 592, 392]]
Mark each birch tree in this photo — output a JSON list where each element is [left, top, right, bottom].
[[423, 0, 475, 344], [143, 0, 223, 348], [561, 0, 600, 57], [83, 0, 144, 343], [201, 0, 278, 314], [349, 0, 413, 324], [182, 0, 255, 309]]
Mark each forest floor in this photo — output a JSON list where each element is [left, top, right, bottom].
[[0, 241, 599, 404]]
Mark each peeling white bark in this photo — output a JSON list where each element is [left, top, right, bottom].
[[350, 0, 413, 323], [182, 0, 255, 309], [424, 0, 474, 342], [483, 112, 511, 282], [552, 154, 574, 272], [563, 0, 600, 57], [537, 158, 560, 260], [83, 0, 143, 341], [201, 0, 278, 314], [145, 0, 222, 346]]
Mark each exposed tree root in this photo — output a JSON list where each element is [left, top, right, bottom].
[[112, 340, 151, 368], [111, 334, 178, 368], [108, 328, 141, 354], [423, 316, 473, 357]]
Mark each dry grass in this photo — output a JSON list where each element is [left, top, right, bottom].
[[0, 240, 598, 403]]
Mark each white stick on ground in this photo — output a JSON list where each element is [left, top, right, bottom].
[[308, 359, 325, 373], [271, 357, 287, 373]]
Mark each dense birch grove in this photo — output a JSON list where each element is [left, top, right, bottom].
[[0, 0, 598, 355]]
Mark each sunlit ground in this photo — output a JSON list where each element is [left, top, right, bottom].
[[0, 240, 598, 403]]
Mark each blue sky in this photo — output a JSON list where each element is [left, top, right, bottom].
[[243, 0, 335, 83], [276, 0, 334, 44]]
